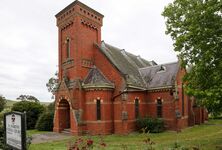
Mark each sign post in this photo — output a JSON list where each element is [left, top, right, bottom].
[[4, 111, 26, 150]]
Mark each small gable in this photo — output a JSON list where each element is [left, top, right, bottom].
[[83, 66, 114, 89]]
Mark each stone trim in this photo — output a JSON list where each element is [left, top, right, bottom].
[[62, 58, 74, 69], [56, 1, 103, 27], [80, 19, 98, 31], [83, 85, 114, 90], [81, 58, 94, 68], [114, 119, 136, 123], [147, 86, 174, 92], [56, 0, 104, 18], [85, 102, 112, 105], [84, 120, 112, 124], [112, 100, 174, 105], [56, 96, 72, 109], [56, 107, 69, 110]]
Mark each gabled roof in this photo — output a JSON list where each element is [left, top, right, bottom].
[[139, 62, 179, 90], [98, 41, 152, 89], [82, 66, 114, 89]]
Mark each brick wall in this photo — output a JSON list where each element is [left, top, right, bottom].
[[84, 89, 114, 135]]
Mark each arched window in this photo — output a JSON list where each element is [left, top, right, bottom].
[[157, 98, 162, 118], [66, 38, 70, 58], [135, 98, 139, 119], [96, 99, 101, 120]]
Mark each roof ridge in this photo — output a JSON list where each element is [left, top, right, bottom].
[[139, 61, 178, 70], [102, 41, 150, 64], [99, 41, 147, 88]]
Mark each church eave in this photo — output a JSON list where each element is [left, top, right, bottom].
[[126, 84, 147, 90], [82, 84, 115, 89], [147, 85, 174, 92]]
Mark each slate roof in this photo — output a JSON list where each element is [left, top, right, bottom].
[[82, 66, 114, 89], [98, 41, 152, 89], [139, 62, 179, 89]]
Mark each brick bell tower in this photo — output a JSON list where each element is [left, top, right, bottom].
[[56, 0, 103, 81], [53, 1, 104, 135]]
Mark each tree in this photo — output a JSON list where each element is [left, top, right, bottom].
[[11, 101, 44, 129], [16, 95, 39, 103], [0, 95, 6, 112], [162, 0, 222, 116], [47, 101, 55, 113], [35, 101, 55, 131], [35, 112, 54, 131], [46, 72, 58, 99]]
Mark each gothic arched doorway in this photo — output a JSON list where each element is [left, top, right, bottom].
[[57, 99, 71, 130]]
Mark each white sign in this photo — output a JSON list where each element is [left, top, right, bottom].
[[5, 113, 22, 150]]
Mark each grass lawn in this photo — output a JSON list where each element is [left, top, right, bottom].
[[27, 130, 51, 136], [5, 99, 17, 108], [29, 119, 222, 150]]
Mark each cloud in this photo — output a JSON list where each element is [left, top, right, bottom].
[[0, 0, 175, 101]]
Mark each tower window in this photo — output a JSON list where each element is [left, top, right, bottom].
[[135, 98, 139, 119], [157, 99, 162, 118], [66, 38, 70, 58], [96, 99, 101, 120]]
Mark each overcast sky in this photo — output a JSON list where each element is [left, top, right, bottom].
[[0, 0, 176, 102]]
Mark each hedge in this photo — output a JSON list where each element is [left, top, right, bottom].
[[136, 117, 164, 133]]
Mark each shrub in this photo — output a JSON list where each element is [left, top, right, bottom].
[[47, 101, 55, 113], [0, 125, 4, 149], [35, 112, 54, 131], [0, 95, 6, 112], [11, 101, 44, 129], [0, 109, 11, 149], [35, 101, 55, 131], [0, 125, 11, 150], [136, 117, 164, 133]]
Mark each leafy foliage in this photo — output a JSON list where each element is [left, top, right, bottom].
[[47, 101, 55, 113], [0, 109, 13, 150], [11, 101, 44, 129], [67, 135, 107, 150], [35, 112, 54, 131], [136, 117, 164, 133], [162, 0, 222, 116], [46, 72, 58, 99], [16, 94, 40, 103], [0, 126, 10, 150], [0, 95, 6, 112], [35, 101, 55, 131]]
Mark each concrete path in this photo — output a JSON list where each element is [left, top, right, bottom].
[[31, 132, 72, 144]]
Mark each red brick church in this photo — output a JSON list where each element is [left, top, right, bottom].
[[53, 0, 207, 135]]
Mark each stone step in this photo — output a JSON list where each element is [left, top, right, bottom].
[[63, 128, 71, 132], [61, 128, 71, 134]]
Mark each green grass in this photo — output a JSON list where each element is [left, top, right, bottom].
[[5, 99, 17, 108], [29, 119, 222, 150], [27, 130, 51, 136]]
